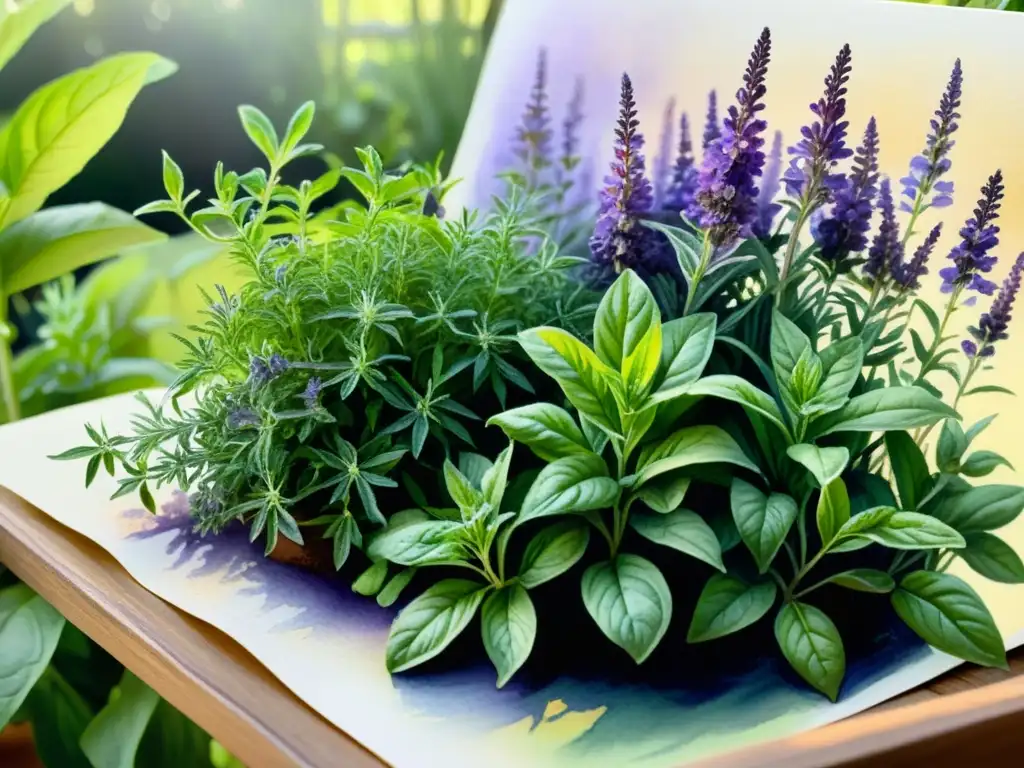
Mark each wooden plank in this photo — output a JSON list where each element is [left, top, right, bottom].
[[5, 483, 1024, 767], [0, 487, 385, 768]]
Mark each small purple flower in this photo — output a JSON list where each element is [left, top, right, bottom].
[[693, 27, 773, 249], [514, 48, 553, 179], [900, 59, 962, 213], [863, 177, 902, 284], [268, 353, 289, 377], [702, 90, 721, 150], [892, 223, 942, 292], [249, 355, 272, 386], [782, 44, 853, 203], [274, 263, 288, 283], [227, 407, 260, 430], [752, 130, 783, 238], [964, 252, 1024, 358], [661, 112, 698, 217], [422, 190, 445, 219], [302, 376, 323, 410], [589, 73, 656, 272], [938, 169, 1004, 296], [814, 117, 880, 265], [652, 98, 677, 207]]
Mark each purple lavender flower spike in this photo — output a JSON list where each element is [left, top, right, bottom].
[[662, 112, 698, 216], [693, 27, 773, 249], [702, 90, 721, 150], [892, 223, 942, 292], [938, 169, 1004, 296], [753, 130, 783, 238], [900, 59, 962, 214], [268, 353, 289, 377], [589, 73, 655, 272], [782, 44, 853, 203], [964, 252, 1024, 358], [815, 117, 880, 266], [302, 376, 323, 409], [556, 76, 585, 190], [863, 177, 902, 284], [653, 98, 677, 207], [249, 355, 272, 386], [514, 48, 553, 181], [227, 407, 260, 430]]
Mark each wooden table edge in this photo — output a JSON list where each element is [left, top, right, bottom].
[[0, 486, 386, 768]]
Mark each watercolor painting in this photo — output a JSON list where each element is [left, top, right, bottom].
[[1, 391, 1023, 768]]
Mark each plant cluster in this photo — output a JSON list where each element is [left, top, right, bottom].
[[60, 28, 1024, 701]]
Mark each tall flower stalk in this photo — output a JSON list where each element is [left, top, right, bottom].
[[662, 112, 698, 217], [653, 98, 676, 207], [778, 44, 853, 289], [514, 48, 553, 189]]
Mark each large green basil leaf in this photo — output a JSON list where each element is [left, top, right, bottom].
[[930, 484, 1024, 534], [770, 310, 813, 416], [517, 521, 590, 588], [630, 509, 725, 572], [730, 479, 798, 573], [958, 532, 1024, 584], [775, 601, 846, 701], [581, 555, 672, 664], [854, 511, 965, 550], [635, 475, 691, 514], [892, 571, 1007, 669], [0, 202, 165, 297], [636, 425, 759, 488], [518, 327, 623, 436], [809, 387, 958, 437], [518, 454, 620, 526], [816, 477, 851, 546], [366, 520, 463, 566], [687, 574, 776, 643], [481, 585, 537, 688], [937, 418, 968, 472], [23, 667, 92, 768], [0, 584, 65, 728], [960, 450, 1014, 478], [593, 269, 662, 403], [786, 444, 848, 488], [386, 579, 487, 673], [80, 670, 160, 768], [0, 52, 177, 228], [648, 313, 717, 403], [486, 403, 591, 462], [884, 431, 931, 510], [685, 375, 792, 438]]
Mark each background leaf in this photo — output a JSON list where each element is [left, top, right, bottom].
[[731, 479, 798, 573], [79, 670, 160, 768], [0, 0, 72, 72], [884, 431, 931, 510], [958, 532, 1024, 584], [0, 584, 65, 728]]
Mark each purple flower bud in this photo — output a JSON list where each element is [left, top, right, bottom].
[[901, 59, 962, 213], [662, 112, 698, 217], [782, 44, 853, 203], [892, 223, 942, 292], [302, 376, 323, 410], [693, 27, 773, 249], [589, 73, 656, 272], [814, 117, 880, 266], [965, 252, 1024, 358], [514, 48, 553, 179], [268, 353, 289, 377], [938, 169, 1003, 296], [652, 98, 677, 208], [702, 90, 721, 150], [863, 177, 902, 284], [752, 130, 783, 239], [249, 355, 271, 386], [227, 407, 260, 430]]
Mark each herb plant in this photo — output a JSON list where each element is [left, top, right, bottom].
[[58, 22, 1024, 701]]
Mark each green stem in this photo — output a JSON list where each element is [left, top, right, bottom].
[[777, 204, 812, 297], [683, 234, 713, 315], [0, 299, 20, 425], [786, 543, 831, 600], [912, 286, 961, 388]]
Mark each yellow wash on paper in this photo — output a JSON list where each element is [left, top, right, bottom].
[[491, 697, 608, 752]]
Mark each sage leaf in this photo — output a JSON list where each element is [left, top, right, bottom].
[[366, 520, 462, 566], [649, 313, 717, 403], [774, 601, 846, 701], [687, 574, 776, 643], [834, 506, 896, 540], [855, 511, 965, 550], [786, 444, 848, 487], [386, 579, 487, 673], [0, 52, 177, 228], [518, 327, 622, 436], [636, 425, 759, 488], [517, 521, 590, 588], [958, 532, 1024, 584], [816, 477, 851, 546], [826, 569, 895, 594], [80, 670, 160, 768], [518, 454, 620, 526], [0, 584, 65, 728], [481, 585, 537, 688], [685, 375, 792, 438], [884, 431, 931, 510], [630, 509, 726, 572], [442, 459, 483, 513], [937, 418, 968, 472], [352, 560, 389, 596], [581, 555, 672, 664], [376, 567, 417, 608], [486, 403, 591, 462], [731, 478, 798, 573], [481, 442, 513, 510], [930, 484, 1024, 534], [960, 450, 1014, 478], [810, 387, 958, 437], [892, 571, 1007, 669]]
